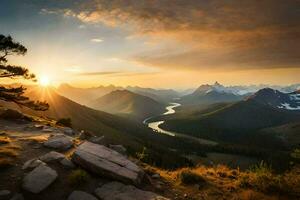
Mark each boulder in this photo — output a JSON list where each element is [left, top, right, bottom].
[[60, 158, 75, 169], [43, 134, 73, 150], [22, 165, 57, 194], [72, 142, 144, 185], [0, 190, 11, 200], [95, 182, 170, 200], [109, 145, 127, 155], [39, 151, 65, 163], [67, 191, 98, 200], [22, 159, 45, 170]]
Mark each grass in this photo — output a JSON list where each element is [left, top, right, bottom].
[[238, 161, 300, 195], [144, 163, 300, 199], [68, 169, 89, 187]]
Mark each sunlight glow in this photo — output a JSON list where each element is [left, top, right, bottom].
[[39, 76, 50, 86]]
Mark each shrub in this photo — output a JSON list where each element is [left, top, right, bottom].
[[56, 118, 72, 127], [68, 169, 89, 187], [246, 161, 282, 193], [136, 147, 147, 161], [179, 170, 206, 185]]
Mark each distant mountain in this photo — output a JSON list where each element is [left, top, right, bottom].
[[57, 83, 179, 106], [126, 86, 179, 103], [89, 90, 166, 121], [248, 88, 300, 111], [180, 82, 246, 105], [162, 88, 300, 144], [56, 83, 122, 105]]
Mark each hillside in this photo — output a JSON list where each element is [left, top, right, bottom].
[[261, 122, 300, 148], [89, 90, 166, 121]]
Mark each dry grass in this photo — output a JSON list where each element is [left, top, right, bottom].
[[0, 148, 19, 157], [5, 145, 22, 150], [179, 169, 206, 185], [0, 136, 11, 144], [19, 135, 49, 143], [144, 163, 300, 199]]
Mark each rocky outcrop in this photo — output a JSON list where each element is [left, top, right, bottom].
[[72, 141, 144, 185], [67, 191, 98, 200], [22, 165, 57, 194], [43, 134, 73, 150], [94, 182, 170, 200]]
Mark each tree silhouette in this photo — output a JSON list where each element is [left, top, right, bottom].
[[0, 34, 48, 111]]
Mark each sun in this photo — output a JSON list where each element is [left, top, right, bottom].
[[39, 76, 50, 87]]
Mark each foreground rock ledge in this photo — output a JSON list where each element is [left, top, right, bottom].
[[95, 182, 170, 200], [72, 141, 144, 185], [22, 164, 57, 194]]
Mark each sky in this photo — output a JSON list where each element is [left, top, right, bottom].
[[0, 0, 299, 89]]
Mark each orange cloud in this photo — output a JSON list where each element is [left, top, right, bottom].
[[46, 0, 300, 70]]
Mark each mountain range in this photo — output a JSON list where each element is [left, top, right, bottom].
[[179, 82, 248, 105], [161, 88, 300, 146]]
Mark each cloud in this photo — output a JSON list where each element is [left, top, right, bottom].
[[77, 71, 120, 76], [90, 38, 103, 43], [43, 0, 300, 70]]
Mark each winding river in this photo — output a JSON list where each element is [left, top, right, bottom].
[[143, 103, 218, 145]]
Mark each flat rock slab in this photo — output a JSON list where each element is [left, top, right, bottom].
[[22, 165, 57, 194], [72, 141, 144, 185], [95, 182, 170, 200], [44, 134, 73, 150], [68, 191, 98, 200]]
